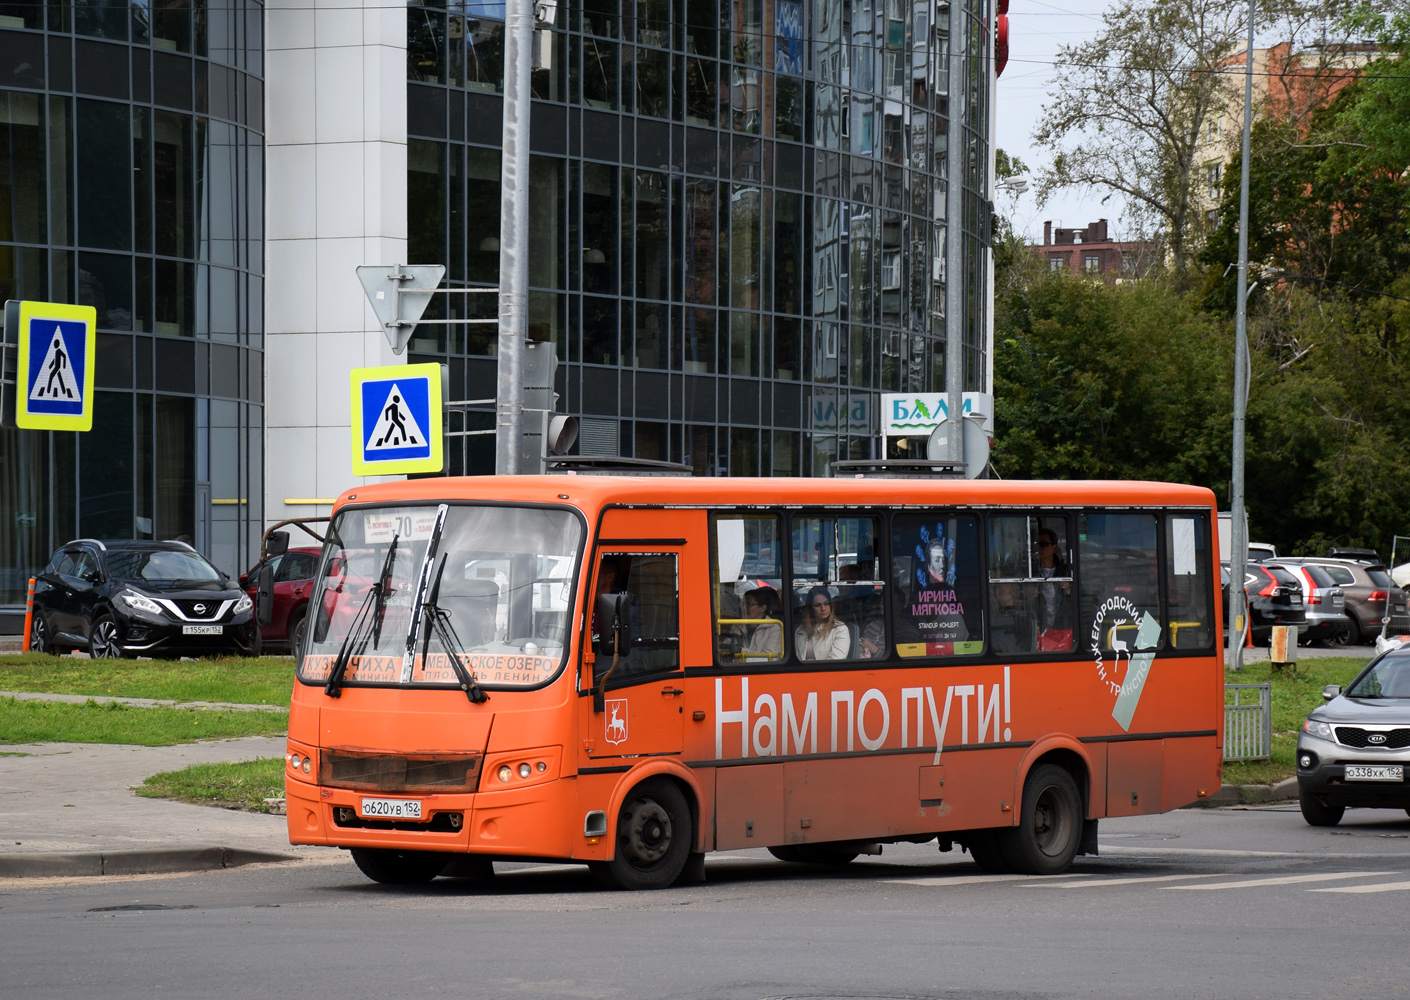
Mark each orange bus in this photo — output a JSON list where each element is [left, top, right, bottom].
[[283, 476, 1223, 888]]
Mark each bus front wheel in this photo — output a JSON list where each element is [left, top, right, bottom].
[[590, 778, 693, 890], [1001, 764, 1083, 875], [350, 848, 448, 885]]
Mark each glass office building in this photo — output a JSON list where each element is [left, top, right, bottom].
[[0, 3, 265, 605], [0, 0, 994, 616], [402, 0, 992, 477]]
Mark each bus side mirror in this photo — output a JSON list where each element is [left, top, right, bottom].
[[256, 563, 276, 626], [264, 530, 289, 559], [594, 592, 630, 656]]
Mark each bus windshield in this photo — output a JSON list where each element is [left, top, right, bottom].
[[299, 504, 584, 690]]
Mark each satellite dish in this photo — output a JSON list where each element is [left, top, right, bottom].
[[926, 416, 991, 479]]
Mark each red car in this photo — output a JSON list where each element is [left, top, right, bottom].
[[240, 547, 323, 654]]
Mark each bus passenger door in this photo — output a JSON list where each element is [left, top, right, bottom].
[[580, 550, 686, 763]]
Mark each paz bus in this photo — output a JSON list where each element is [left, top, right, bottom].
[[283, 475, 1223, 888]]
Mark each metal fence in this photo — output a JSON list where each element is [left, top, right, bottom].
[[1224, 683, 1272, 762]]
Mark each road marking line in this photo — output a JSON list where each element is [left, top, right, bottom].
[[889, 874, 1085, 887], [1024, 873, 1216, 888], [1099, 845, 1410, 860], [1168, 871, 1396, 890], [1308, 880, 1410, 893]]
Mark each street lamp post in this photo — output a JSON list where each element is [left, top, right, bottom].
[[1229, 0, 1257, 670], [494, 0, 535, 475]]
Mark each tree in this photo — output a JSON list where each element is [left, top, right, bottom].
[[992, 272, 1232, 484], [1033, 0, 1249, 272], [1033, 0, 1361, 273]]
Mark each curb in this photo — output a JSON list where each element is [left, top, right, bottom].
[[0, 690, 288, 713], [1194, 776, 1300, 807], [0, 846, 300, 879]]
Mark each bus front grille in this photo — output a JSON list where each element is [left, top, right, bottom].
[[319, 749, 483, 793]]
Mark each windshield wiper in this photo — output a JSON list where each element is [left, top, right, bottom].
[[415, 555, 488, 704], [325, 534, 399, 698]]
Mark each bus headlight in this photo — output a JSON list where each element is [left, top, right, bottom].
[[498, 765, 512, 783]]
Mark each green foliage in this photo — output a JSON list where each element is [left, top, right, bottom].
[[1003, 22, 1410, 559], [137, 757, 286, 812], [0, 654, 295, 706], [0, 697, 287, 746], [993, 272, 1232, 485], [995, 148, 1029, 181]]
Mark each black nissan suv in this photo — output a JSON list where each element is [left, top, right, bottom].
[[29, 539, 256, 659]]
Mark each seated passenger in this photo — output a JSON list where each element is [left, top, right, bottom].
[[795, 585, 850, 661], [740, 586, 783, 661]]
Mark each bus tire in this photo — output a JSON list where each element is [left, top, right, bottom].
[[767, 846, 805, 863], [965, 830, 1012, 873], [590, 778, 692, 890], [1001, 764, 1083, 875], [350, 848, 448, 885]]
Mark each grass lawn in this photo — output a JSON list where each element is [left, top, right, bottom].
[[0, 697, 288, 746], [137, 757, 286, 812], [1222, 655, 1373, 786], [0, 653, 295, 706]]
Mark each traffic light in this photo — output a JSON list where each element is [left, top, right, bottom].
[[520, 341, 578, 474], [996, 0, 1009, 78]]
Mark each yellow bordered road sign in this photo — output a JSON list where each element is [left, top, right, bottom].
[[350, 363, 444, 476], [15, 300, 97, 431]]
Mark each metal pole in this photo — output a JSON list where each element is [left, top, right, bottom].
[[943, 0, 966, 466], [495, 0, 534, 475], [1229, 0, 1256, 671]]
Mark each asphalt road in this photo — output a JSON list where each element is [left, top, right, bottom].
[[3, 805, 1409, 1000]]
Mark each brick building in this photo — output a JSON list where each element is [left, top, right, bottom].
[[1033, 220, 1158, 279]]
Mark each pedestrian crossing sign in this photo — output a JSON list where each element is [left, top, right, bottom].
[[350, 362, 443, 476], [13, 300, 97, 431]]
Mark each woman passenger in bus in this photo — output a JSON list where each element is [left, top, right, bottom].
[[796, 586, 850, 660], [739, 586, 783, 661]]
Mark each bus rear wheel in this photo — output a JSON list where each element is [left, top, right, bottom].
[[1001, 764, 1082, 875], [964, 830, 1013, 873], [590, 778, 692, 890], [350, 848, 449, 885]]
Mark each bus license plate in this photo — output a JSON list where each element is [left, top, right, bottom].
[[182, 625, 223, 635], [1345, 765, 1403, 782], [360, 797, 423, 819]]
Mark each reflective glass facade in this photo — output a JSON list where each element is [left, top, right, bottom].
[[405, 0, 991, 477], [0, 3, 265, 604]]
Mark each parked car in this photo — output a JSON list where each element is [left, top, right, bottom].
[[1326, 546, 1381, 563], [29, 539, 256, 659], [1221, 563, 1306, 645], [240, 547, 322, 654], [1266, 561, 1347, 646], [1299, 558, 1409, 646], [1296, 648, 1410, 826]]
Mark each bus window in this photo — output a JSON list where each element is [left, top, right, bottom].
[[711, 515, 786, 664], [1165, 514, 1213, 649], [890, 514, 983, 656], [593, 553, 681, 682], [1079, 513, 1162, 654], [791, 516, 883, 661], [988, 515, 1074, 654]]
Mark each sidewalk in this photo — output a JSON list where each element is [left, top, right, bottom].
[[0, 735, 327, 878]]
